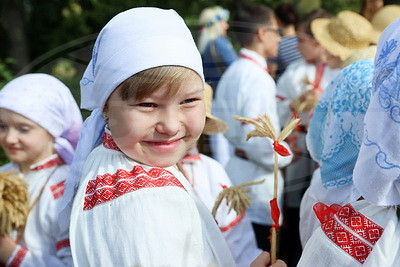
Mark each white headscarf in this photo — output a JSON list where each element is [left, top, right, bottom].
[[353, 18, 400, 206], [0, 73, 82, 164], [60, 7, 204, 229]]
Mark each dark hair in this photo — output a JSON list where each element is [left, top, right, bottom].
[[295, 8, 332, 37], [275, 3, 298, 26], [231, 2, 275, 47]]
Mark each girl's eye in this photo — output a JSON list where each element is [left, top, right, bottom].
[[181, 98, 198, 104], [137, 103, 156, 108], [19, 126, 31, 133], [0, 124, 7, 131]]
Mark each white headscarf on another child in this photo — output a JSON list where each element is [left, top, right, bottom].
[[60, 7, 204, 228], [353, 18, 400, 206], [0, 73, 82, 164]]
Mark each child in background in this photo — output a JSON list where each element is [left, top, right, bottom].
[[298, 18, 400, 266], [0, 73, 82, 266], [60, 7, 270, 266], [300, 58, 374, 248], [181, 83, 262, 267], [275, 9, 339, 266], [214, 2, 293, 251]]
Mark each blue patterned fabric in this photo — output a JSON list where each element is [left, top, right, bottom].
[[353, 19, 400, 206], [306, 59, 374, 189]]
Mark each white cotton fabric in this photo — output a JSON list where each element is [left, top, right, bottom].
[[2, 156, 72, 266], [0, 73, 82, 164], [60, 7, 205, 230], [353, 18, 400, 206], [214, 48, 293, 225], [182, 149, 262, 267], [276, 58, 340, 128], [298, 200, 400, 267], [70, 138, 235, 266]]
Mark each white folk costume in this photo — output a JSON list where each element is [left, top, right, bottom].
[[61, 8, 235, 266], [181, 148, 262, 267], [71, 130, 234, 266], [0, 73, 82, 266], [299, 58, 374, 247], [214, 48, 293, 226], [276, 59, 340, 209], [298, 19, 400, 266]]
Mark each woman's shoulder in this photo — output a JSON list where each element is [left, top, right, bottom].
[[1, 162, 16, 172]]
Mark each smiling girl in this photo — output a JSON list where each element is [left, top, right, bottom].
[[58, 7, 239, 267], [0, 73, 82, 266]]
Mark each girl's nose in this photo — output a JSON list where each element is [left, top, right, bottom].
[[4, 128, 18, 144], [155, 109, 181, 136]]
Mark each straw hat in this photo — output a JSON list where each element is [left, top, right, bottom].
[[370, 5, 400, 44], [203, 83, 228, 135], [342, 45, 377, 68], [311, 10, 373, 61]]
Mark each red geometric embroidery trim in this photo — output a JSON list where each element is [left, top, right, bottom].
[[83, 165, 186, 210], [335, 204, 384, 245], [56, 238, 70, 250], [50, 179, 66, 200], [30, 156, 63, 171], [102, 132, 121, 151], [321, 204, 383, 264], [9, 246, 28, 267]]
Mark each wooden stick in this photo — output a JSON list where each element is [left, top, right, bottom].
[[270, 151, 279, 264]]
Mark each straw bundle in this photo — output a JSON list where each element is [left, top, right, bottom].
[[211, 179, 265, 218], [0, 171, 29, 235], [234, 114, 299, 263], [290, 76, 320, 114]]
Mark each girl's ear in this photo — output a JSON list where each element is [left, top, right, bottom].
[[103, 104, 109, 123]]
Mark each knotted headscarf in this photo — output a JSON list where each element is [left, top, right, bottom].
[[0, 73, 82, 164], [60, 7, 204, 228], [353, 19, 400, 206], [307, 59, 374, 190]]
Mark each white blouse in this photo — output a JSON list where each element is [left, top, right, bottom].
[[69, 130, 235, 266]]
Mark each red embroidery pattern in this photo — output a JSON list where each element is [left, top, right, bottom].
[[313, 202, 342, 224], [56, 239, 70, 250], [30, 156, 63, 171], [335, 205, 384, 246], [83, 166, 186, 210], [102, 132, 121, 151], [9, 247, 28, 267], [321, 204, 383, 264], [50, 180, 66, 199]]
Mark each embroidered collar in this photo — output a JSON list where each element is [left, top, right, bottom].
[[102, 128, 121, 151], [30, 154, 64, 171]]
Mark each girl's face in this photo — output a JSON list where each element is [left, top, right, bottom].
[[0, 109, 55, 171], [104, 71, 205, 168], [296, 28, 324, 63]]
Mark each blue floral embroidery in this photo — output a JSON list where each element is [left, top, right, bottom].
[[363, 129, 400, 170]]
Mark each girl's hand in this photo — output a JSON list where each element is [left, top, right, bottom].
[[250, 251, 287, 267], [0, 234, 17, 263]]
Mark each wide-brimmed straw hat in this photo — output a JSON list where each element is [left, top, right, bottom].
[[370, 5, 400, 44], [311, 10, 373, 61], [203, 83, 228, 135]]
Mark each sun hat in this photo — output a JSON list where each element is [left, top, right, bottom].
[[203, 83, 227, 135], [341, 45, 377, 68], [311, 10, 373, 61], [370, 5, 400, 44]]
